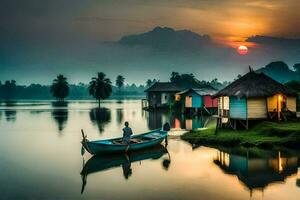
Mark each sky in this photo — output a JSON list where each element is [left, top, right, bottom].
[[0, 0, 300, 85]]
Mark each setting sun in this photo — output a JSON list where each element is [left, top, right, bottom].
[[237, 45, 248, 55]]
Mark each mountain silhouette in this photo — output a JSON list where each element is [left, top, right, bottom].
[[118, 26, 212, 50], [256, 61, 299, 83]]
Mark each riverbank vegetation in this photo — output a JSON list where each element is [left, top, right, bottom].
[[182, 120, 300, 149]]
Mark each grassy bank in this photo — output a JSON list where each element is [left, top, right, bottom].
[[181, 120, 300, 149]]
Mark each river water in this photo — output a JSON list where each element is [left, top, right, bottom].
[[0, 100, 299, 200]]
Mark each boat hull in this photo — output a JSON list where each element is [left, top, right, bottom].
[[82, 130, 167, 155]]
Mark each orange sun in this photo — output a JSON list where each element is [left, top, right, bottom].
[[237, 45, 248, 55]]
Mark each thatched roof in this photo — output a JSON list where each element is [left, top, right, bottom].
[[213, 71, 297, 98], [144, 82, 184, 92]]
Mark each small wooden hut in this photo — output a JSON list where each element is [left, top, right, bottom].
[[175, 88, 218, 114], [144, 82, 183, 109], [213, 71, 298, 129]]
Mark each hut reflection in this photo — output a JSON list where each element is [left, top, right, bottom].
[[147, 110, 211, 131], [89, 108, 111, 133], [214, 150, 299, 194], [116, 108, 123, 125]]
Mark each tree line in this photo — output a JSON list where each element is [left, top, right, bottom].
[[2, 67, 299, 108]]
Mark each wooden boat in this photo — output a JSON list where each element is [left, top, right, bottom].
[[81, 129, 168, 155]]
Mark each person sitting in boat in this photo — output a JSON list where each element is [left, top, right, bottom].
[[123, 121, 133, 150]]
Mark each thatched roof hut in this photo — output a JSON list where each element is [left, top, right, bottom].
[[214, 71, 297, 98], [214, 71, 298, 128]]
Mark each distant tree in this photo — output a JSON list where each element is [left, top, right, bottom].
[[146, 79, 152, 88], [50, 74, 69, 102], [88, 72, 112, 108], [170, 72, 180, 83], [1, 80, 17, 99], [210, 78, 225, 90], [170, 72, 211, 88], [146, 79, 158, 88], [115, 75, 125, 93], [285, 80, 300, 92]]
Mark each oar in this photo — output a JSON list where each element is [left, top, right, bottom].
[[81, 129, 86, 139], [81, 129, 87, 156]]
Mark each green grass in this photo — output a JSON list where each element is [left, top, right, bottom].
[[181, 119, 300, 149]]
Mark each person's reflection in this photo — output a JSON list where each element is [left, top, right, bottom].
[[89, 107, 111, 133], [5, 110, 17, 122], [122, 155, 132, 180], [116, 108, 123, 125]]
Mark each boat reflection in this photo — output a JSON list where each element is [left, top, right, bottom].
[[80, 145, 170, 194], [214, 149, 300, 194]]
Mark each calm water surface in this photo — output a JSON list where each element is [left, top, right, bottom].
[[0, 100, 299, 200]]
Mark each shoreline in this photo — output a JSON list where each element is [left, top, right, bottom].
[[181, 120, 300, 149]]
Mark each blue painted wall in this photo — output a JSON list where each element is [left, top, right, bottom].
[[186, 91, 203, 108], [229, 97, 247, 119], [192, 96, 202, 108]]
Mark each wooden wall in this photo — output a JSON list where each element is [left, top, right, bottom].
[[287, 97, 297, 112], [218, 96, 229, 116], [204, 95, 218, 108], [247, 98, 267, 119], [267, 95, 278, 112], [229, 97, 247, 119], [184, 91, 203, 108]]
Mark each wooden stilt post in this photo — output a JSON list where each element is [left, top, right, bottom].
[[234, 119, 237, 130]]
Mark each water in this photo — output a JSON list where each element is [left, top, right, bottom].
[[0, 100, 299, 200]]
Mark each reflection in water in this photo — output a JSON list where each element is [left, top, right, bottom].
[[4, 101, 17, 107], [116, 108, 123, 125], [147, 110, 212, 131], [214, 149, 300, 194], [4, 110, 17, 122], [51, 109, 69, 132], [80, 145, 169, 194], [89, 108, 111, 133], [51, 101, 68, 107], [51, 102, 69, 132]]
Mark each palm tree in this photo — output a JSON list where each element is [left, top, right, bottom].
[[115, 75, 125, 94], [50, 74, 69, 102], [88, 72, 112, 107]]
